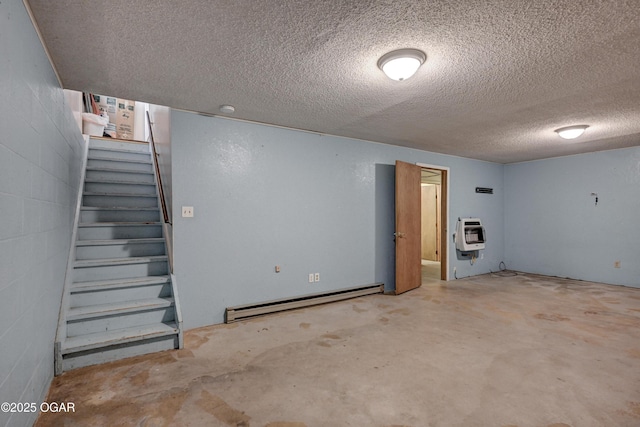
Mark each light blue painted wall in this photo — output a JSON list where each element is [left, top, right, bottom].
[[0, 2, 84, 426], [504, 147, 640, 287], [171, 112, 504, 328]]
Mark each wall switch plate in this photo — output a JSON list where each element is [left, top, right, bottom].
[[314, 273, 320, 282], [309, 273, 314, 283], [275, 265, 281, 273], [614, 261, 621, 268], [182, 206, 194, 218]]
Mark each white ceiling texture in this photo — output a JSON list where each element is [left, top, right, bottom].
[[25, 0, 640, 163]]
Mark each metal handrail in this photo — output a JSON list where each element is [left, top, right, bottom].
[[146, 111, 170, 225]]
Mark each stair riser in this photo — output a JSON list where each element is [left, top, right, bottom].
[[67, 307, 175, 336], [76, 242, 166, 260], [83, 194, 158, 208], [87, 159, 152, 173], [74, 261, 168, 282], [80, 209, 160, 223], [78, 225, 163, 240], [70, 283, 172, 307], [85, 170, 155, 184], [84, 182, 156, 195], [89, 139, 150, 154], [62, 334, 177, 372], [89, 148, 151, 163]]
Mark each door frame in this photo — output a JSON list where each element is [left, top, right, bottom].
[[395, 161, 423, 294], [417, 163, 449, 281]]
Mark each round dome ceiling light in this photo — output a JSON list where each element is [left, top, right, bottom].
[[377, 48, 427, 81], [555, 125, 589, 140], [219, 105, 235, 114]]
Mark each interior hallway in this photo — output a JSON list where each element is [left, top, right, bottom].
[[37, 273, 640, 427], [422, 259, 441, 281]]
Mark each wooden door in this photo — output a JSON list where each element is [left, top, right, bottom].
[[395, 160, 422, 294], [439, 172, 448, 280], [435, 184, 441, 262]]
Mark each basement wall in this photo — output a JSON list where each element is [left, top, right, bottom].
[[504, 147, 640, 287], [171, 112, 504, 328], [0, 2, 85, 426], [148, 104, 173, 221]]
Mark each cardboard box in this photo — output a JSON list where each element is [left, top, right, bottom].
[[116, 99, 135, 140]]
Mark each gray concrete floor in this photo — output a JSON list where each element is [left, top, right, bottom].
[[38, 273, 640, 427]]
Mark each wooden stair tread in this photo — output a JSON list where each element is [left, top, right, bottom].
[[62, 322, 178, 353], [83, 191, 157, 198], [67, 297, 174, 320], [74, 255, 168, 268], [81, 206, 159, 211], [75, 238, 165, 246], [86, 166, 153, 174], [78, 222, 162, 227], [89, 146, 151, 155], [88, 155, 151, 165], [71, 276, 171, 292], [84, 178, 156, 186]]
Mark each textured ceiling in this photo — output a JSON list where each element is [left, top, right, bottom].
[[26, 0, 640, 163]]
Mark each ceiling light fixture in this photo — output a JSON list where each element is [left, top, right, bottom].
[[378, 48, 427, 81], [555, 125, 589, 140], [219, 105, 235, 114]]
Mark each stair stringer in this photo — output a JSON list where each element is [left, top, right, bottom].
[[55, 135, 90, 376], [147, 141, 183, 349]]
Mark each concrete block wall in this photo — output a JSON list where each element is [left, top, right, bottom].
[[0, 2, 84, 426]]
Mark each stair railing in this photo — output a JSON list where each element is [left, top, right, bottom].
[[146, 111, 182, 348], [146, 111, 170, 226]]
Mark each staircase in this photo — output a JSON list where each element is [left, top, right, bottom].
[[55, 137, 182, 374]]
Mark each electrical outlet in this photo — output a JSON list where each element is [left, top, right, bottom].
[[314, 273, 320, 282], [181, 206, 194, 218], [275, 265, 281, 273], [309, 273, 314, 283], [614, 261, 621, 268]]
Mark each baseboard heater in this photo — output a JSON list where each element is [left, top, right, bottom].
[[225, 283, 384, 323]]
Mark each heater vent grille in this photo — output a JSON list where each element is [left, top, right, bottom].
[[475, 187, 493, 194]]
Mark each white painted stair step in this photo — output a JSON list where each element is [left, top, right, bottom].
[[87, 155, 151, 165], [85, 178, 156, 186], [87, 159, 152, 173], [71, 276, 171, 292], [83, 191, 158, 198], [62, 323, 179, 353], [74, 255, 168, 268], [84, 169, 156, 185], [88, 139, 149, 153], [78, 222, 162, 226], [67, 297, 174, 321], [76, 238, 165, 246], [88, 148, 151, 161], [86, 166, 153, 174], [74, 239, 167, 261], [80, 207, 160, 223], [88, 146, 151, 155]]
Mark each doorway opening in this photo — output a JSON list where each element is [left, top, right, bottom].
[[394, 161, 448, 295], [419, 166, 448, 281]]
